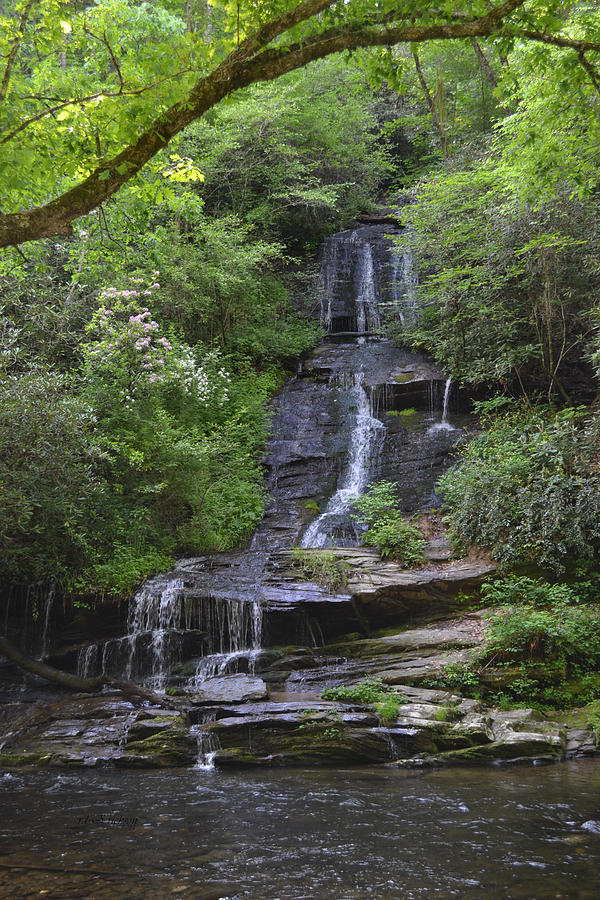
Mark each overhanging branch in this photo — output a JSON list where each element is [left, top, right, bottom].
[[0, 0, 538, 248]]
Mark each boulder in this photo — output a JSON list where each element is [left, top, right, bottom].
[[191, 674, 268, 704]]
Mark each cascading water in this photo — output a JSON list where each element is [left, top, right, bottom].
[[65, 218, 465, 693], [125, 578, 185, 687], [442, 377, 451, 424], [352, 233, 380, 334], [429, 377, 456, 433], [300, 374, 385, 548], [76, 575, 264, 690], [191, 713, 222, 769], [187, 595, 263, 688], [76, 644, 99, 679], [389, 243, 418, 327]]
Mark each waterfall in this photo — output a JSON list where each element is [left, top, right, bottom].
[[125, 578, 185, 687], [191, 716, 221, 770], [187, 596, 263, 689], [60, 220, 468, 694], [353, 234, 380, 334], [429, 377, 455, 433], [389, 244, 418, 327], [318, 226, 390, 335], [300, 375, 385, 548], [78, 577, 264, 690], [441, 377, 452, 425], [39, 582, 55, 659], [77, 644, 99, 679]]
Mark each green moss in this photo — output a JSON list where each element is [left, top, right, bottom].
[[0, 751, 54, 767], [125, 724, 196, 766], [387, 407, 417, 417]]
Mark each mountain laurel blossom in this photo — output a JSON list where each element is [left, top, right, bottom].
[[85, 279, 230, 407]]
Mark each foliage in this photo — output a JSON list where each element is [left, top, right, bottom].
[[400, 170, 599, 398], [437, 407, 600, 573], [494, 12, 600, 203], [375, 693, 403, 725], [184, 58, 393, 247], [425, 582, 600, 709], [2, 0, 573, 247], [321, 678, 389, 704], [481, 604, 600, 671], [351, 481, 426, 566], [288, 549, 350, 594], [480, 575, 593, 609], [0, 368, 100, 584], [321, 678, 406, 723]]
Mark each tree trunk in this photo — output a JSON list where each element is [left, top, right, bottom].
[[471, 38, 499, 88], [412, 47, 448, 158], [0, 634, 179, 707]]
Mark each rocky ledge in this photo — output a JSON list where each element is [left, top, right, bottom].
[[1, 612, 597, 771]]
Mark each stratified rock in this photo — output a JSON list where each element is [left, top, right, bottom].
[[566, 728, 598, 758], [191, 674, 268, 704]]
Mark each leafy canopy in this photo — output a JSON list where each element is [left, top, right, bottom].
[[3, 0, 593, 247]]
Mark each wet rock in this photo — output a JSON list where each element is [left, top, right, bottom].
[[124, 712, 195, 767], [127, 712, 184, 742], [565, 728, 597, 758], [191, 674, 268, 704], [0, 693, 189, 769], [212, 725, 402, 767], [393, 733, 564, 768], [490, 710, 560, 741]]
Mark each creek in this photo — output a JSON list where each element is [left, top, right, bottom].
[[1, 762, 599, 899]]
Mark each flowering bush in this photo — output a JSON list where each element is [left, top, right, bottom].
[[84, 276, 230, 411]]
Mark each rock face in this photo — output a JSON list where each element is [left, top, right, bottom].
[[1, 224, 595, 772], [0, 694, 196, 769], [1, 613, 597, 770]]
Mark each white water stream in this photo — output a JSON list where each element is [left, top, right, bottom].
[[300, 374, 385, 548]]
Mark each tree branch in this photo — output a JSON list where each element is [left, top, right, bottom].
[[0, 70, 195, 146], [578, 50, 600, 98], [0, 0, 36, 107], [83, 25, 125, 92], [0, 0, 530, 247], [518, 29, 600, 54]]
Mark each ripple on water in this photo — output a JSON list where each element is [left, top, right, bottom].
[[1, 762, 600, 899]]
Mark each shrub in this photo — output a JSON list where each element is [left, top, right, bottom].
[[481, 603, 600, 671], [288, 549, 350, 593], [351, 481, 426, 566], [480, 576, 581, 608], [376, 694, 402, 725], [322, 679, 407, 724], [437, 407, 600, 573], [322, 678, 389, 704]]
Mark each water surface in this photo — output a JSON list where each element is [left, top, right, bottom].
[[2, 761, 599, 898]]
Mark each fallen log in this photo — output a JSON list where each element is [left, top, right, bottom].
[[0, 635, 180, 708]]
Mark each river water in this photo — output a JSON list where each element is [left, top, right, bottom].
[[2, 761, 599, 898]]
